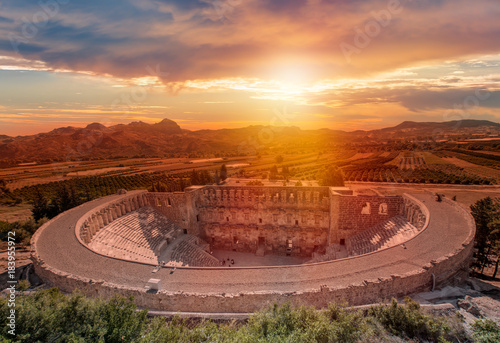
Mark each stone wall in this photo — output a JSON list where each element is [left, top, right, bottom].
[[199, 186, 331, 210], [196, 186, 330, 256], [74, 188, 429, 262], [402, 194, 428, 230], [202, 223, 328, 256], [144, 192, 191, 230], [77, 192, 149, 245], [31, 189, 475, 314], [31, 224, 474, 313], [335, 195, 404, 242]]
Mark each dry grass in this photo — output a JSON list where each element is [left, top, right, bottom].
[[346, 152, 374, 161], [422, 152, 450, 165], [0, 203, 32, 222], [0, 241, 31, 274]]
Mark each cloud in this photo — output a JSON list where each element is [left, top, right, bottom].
[[306, 84, 500, 112], [0, 0, 497, 87]]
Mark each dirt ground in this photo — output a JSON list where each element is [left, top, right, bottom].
[[0, 203, 32, 222], [0, 242, 31, 274]]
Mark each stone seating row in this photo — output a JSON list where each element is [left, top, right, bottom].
[[348, 215, 419, 256], [90, 240, 157, 264], [88, 206, 182, 264], [169, 235, 220, 267]]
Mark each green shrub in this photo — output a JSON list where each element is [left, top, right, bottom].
[[367, 297, 451, 342], [16, 280, 30, 292], [0, 291, 472, 343], [472, 319, 500, 343]]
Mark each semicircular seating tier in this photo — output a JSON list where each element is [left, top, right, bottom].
[[88, 206, 221, 267], [88, 206, 181, 264]]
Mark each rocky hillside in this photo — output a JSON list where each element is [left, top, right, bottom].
[[0, 119, 499, 163]]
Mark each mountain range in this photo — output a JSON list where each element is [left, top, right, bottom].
[[1, 119, 499, 163]]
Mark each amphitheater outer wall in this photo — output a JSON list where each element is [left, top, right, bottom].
[[31, 236, 473, 313], [31, 190, 475, 313]]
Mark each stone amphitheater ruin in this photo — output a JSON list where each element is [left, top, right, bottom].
[[31, 185, 475, 313]]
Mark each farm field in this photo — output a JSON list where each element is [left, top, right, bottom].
[[1, 144, 499, 228], [349, 183, 500, 208], [478, 150, 500, 156], [436, 154, 500, 184], [421, 152, 450, 165], [437, 149, 500, 170]]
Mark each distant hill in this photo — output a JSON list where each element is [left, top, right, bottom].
[[390, 119, 500, 131], [0, 118, 499, 163], [365, 119, 500, 139]]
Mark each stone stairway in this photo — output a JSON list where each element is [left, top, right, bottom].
[[88, 206, 181, 264], [167, 235, 220, 267], [347, 215, 419, 257]]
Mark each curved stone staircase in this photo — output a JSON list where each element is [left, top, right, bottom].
[[347, 215, 419, 256]]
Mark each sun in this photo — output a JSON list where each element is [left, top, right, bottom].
[[272, 65, 313, 85]]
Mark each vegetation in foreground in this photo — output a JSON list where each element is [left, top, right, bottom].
[[1, 288, 497, 342]]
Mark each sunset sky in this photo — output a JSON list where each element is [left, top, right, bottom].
[[1, 0, 500, 135]]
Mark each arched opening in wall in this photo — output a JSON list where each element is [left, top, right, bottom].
[[233, 236, 238, 251], [196, 215, 200, 222], [259, 218, 262, 224], [340, 239, 345, 246], [295, 219, 299, 226], [379, 203, 388, 214], [226, 217, 229, 222], [361, 202, 371, 215], [167, 198, 172, 206], [156, 198, 161, 207], [258, 236, 265, 253], [183, 229, 187, 235]]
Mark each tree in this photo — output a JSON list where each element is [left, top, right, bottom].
[[490, 217, 500, 278], [470, 197, 500, 276], [0, 178, 9, 196], [220, 164, 228, 181], [269, 165, 278, 181], [190, 169, 200, 185], [282, 166, 290, 180], [318, 166, 345, 187], [275, 155, 284, 164], [214, 170, 220, 185], [199, 170, 212, 184], [31, 187, 49, 221], [48, 185, 75, 216]]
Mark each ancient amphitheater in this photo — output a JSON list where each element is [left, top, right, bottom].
[[31, 185, 475, 313]]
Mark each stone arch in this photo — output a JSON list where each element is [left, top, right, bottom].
[[361, 202, 371, 215], [379, 203, 388, 214]]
